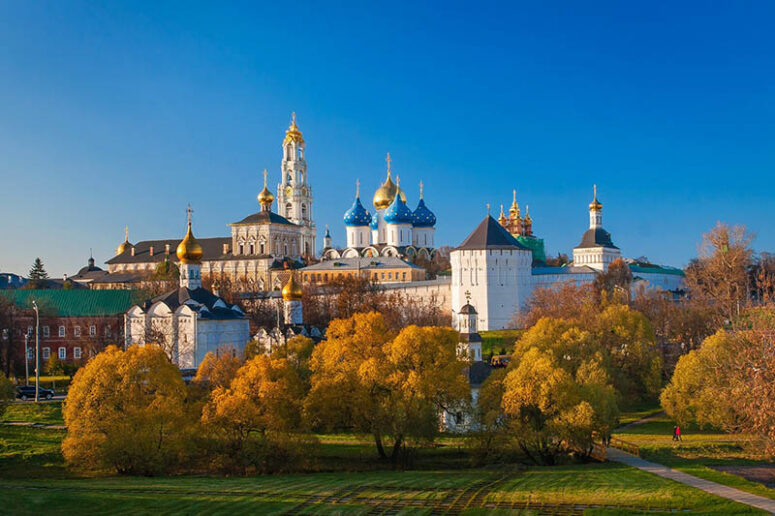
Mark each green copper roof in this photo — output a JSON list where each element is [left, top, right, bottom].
[[516, 235, 547, 264], [0, 290, 142, 317], [628, 264, 685, 276]]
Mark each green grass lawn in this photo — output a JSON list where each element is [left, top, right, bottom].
[[615, 413, 775, 503], [3, 401, 64, 425]]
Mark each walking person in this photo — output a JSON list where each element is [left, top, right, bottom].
[[672, 425, 679, 441], [675, 424, 682, 441]]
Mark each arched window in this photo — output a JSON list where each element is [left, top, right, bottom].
[[285, 203, 293, 218], [301, 204, 307, 220], [285, 145, 292, 160], [259, 242, 265, 254]]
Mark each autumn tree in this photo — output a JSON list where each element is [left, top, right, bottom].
[[305, 313, 468, 463], [494, 347, 617, 464], [201, 355, 308, 473], [593, 258, 633, 303], [516, 283, 597, 328], [62, 345, 189, 475], [662, 326, 775, 456], [685, 222, 754, 323], [270, 335, 316, 389], [193, 351, 242, 392]]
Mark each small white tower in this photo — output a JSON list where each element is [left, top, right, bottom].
[[276, 113, 316, 257], [282, 272, 303, 325], [457, 291, 482, 362], [322, 225, 333, 251], [176, 205, 203, 290], [572, 185, 621, 271]]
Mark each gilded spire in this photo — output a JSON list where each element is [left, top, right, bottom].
[[589, 184, 603, 211], [509, 188, 520, 218], [386, 152, 392, 177], [116, 225, 132, 255], [356, 179, 360, 198], [419, 180, 424, 199]]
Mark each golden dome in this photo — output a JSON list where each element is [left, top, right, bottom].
[[257, 169, 274, 208], [373, 153, 407, 209], [176, 206, 204, 264], [282, 272, 303, 301], [115, 226, 132, 255], [589, 184, 603, 211], [283, 112, 304, 145], [524, 204, 533, 223]]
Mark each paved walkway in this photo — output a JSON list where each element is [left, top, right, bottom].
[[607, 447, 775, 514]]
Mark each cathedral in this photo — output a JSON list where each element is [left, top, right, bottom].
[[451, 187, 685, 331], [323, 153, 437, 261], [106, 114, 315, 292]]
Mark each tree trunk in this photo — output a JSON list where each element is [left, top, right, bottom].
[[374, 431, 387, 459], [390, 434, 403, 464]]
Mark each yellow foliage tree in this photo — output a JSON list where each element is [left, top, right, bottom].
[[305, 313, 469, 462], [496, 347, 617, 464], [62, 345, 188, 475], [194, 351, 242, 391]]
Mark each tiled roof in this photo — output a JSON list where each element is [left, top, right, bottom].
[[466, 361, 493, 387], [455, 216, 529, 251], [0, 289, 142, 317], [531, 265, 598, 275], [143, 287, 245, 320], [231, 211, 297, 226], [576, 227, 618, 249], [106, 237, 231, 265]]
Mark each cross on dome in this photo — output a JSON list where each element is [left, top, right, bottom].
[[186, 203, 193, 226], [356, 179, 360, 197], [419, 180, 424, 199], [385, 152, 392, 175]]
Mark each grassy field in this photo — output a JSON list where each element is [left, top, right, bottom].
[[0, 402, 769, 514], [615, 413, 775, 503]]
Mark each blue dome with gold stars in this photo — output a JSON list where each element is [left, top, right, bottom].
[[344, 196, 371, 227], [412, 198, 436, 228], [383, 193, 413, 225]]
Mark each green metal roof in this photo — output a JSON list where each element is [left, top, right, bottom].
[[628, 264, 685, 276], [0, 290, 142, 317]]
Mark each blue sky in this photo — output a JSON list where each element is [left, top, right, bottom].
[[1, 2, 774, 276]]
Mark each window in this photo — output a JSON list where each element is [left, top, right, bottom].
[[74, 347, 82, 359], [259, 243, 265, 254], [42, 347, 50, 360], [89, 325, 96, 337], [74, 326, 81, 337], [27, 348, 33, 360], [58, 326, 65, 337], [42, 326, 50, 338], [58, 347, 66, 360], [104, 326, 112, 337]]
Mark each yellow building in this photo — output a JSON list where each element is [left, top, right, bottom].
[[300, 257, 426, 285]]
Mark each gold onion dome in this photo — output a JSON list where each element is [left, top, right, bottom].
[[282, 272, 303, 301], [373, 152, 407, 209], [525, 204, 533, 223], [283, 112, 304, 145], [509, 189, 520, 217], [498, 204, 507, 226], [176, 206, 204, 264], [589, 184, 603, 211], [257, 169, 274, 207], [116, 226, 132, 255]]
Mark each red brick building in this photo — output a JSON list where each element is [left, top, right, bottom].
[[1, 290, 141, 374]]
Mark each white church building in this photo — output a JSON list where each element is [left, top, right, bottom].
[[125, 207, 251, 369], [451, 187, 684, 331]]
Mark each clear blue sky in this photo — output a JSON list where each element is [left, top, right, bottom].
[[1, 1, 774, 277]]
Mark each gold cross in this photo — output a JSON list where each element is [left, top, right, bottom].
[[356, 178, 360, 197], [419, 180, 424, 199], [186, 204, 193, 226], [486, 203, 490, 214], [124, 225, 129, 241], [593, 184, 597, 200], [385, 152, 392, 174], [291, 112, 297, 125], [263, 168, 268, 187]]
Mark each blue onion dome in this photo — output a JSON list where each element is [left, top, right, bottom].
[[370, 214, 379, 230], [412, 198, 436, 228], [343, 196, 371, 227], [383, 193, 413, 224]]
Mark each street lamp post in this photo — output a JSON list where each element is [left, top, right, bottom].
[[24, 333, 30, 386], [32, 300, 39, 403]]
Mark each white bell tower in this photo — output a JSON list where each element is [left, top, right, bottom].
[[276, 112, 316, 258]]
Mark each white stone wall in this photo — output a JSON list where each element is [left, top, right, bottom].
[[195, 318, 250, 367], [572, 246, 622, 271], [412, 227, 434, 248], [386, 223, 412, 247]]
